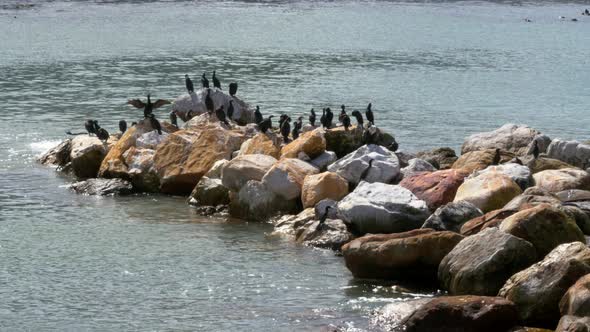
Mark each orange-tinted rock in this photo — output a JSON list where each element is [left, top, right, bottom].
[[399, 169, 469, 210], [301, 172, 349, 208], [99, 120, 152, 179], [280, 128, 326, 159], [452, 149, 515, 174], [239, 133, 281, 159], [460, 208, 519, 236], [453, 171, 522, 213], [533, 168, 590, 193], [559, 273, 590, 317]]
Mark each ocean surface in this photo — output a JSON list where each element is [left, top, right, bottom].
[[1, 0, 589, 330]]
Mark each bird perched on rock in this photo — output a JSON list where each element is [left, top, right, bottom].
[[292, 116, 303, 140], [359, 159, 374, 182], [351, 110, 363, 127], [279, 114, 288, 129], [280, 117, 291, 143], [317, 206, 332, 230], [362, 126, 379, 145], [85, 119, 97, 136], [227, 100, 234, 121], [325, 107, 334, 129], [212, 70, 221, 90], [205, 89, 214, 114], [148, 114, 162, 135], [339, 105, 346, 122], [119, 120, 127, 134], [309, 108, 316, 126], [492, 148, 501, 165], [366, 103, 374, 126], [320, 108, 326, 128], [215, 105, 229, 126], [229, 82, 238, 96], [201, 72, 209, 88], [258, 115, 273, 133], [169, 111, 179, 128], [127, 94, 171, 118], [341, 110, 351, 131], [254, 106, 263, 124], [185, 74, 194, 93], [532, 141, 540, 159], [94, 122, 110, 142]]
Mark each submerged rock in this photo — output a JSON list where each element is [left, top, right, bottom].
[[421, 201, 483, 233], [189, 177, 230, 207], [295, 219, 354, 251], [399, 169, 469, 211], [453, 171, 522, 213], [37, 138, 72, 167], [499, 242, 590, 328], [327, 144, 401, 186], [438, 227, 537, 296], [68, 178, 133, 196], [415, 147, 458, 170], [342, 229, 463, 281], [337, 182, 430, 235], [461, 123, 545, 156], [402, 295, 519, 332]]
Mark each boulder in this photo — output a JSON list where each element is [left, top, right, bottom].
[[123, 147, 159, 192], [562, 205, 590, 236], [399, 169, 469, 211], [401, 158, 437, 179], [415, 147, 458, 170], [342, 229, 463, 281], [188, 177, 230, 207], [68, 178, 133, 196], [204, 159, 229, 179], [503, 191, 562, 211], [438, 227, 537, 296], [547, 139, 590, 169], [473, 163, 533, 190], [556, 315, 590, 332], [454, 171, 522, 213], [327, 144, 401, 186], [295, 219, 354, 251], [372, 299, 431, 332], [153, 124, 247, 194], [460, 208, 519, 236], [280, 128, 326, 159], [560, 274, 590, 317], [221, 154, 277, 192], [238, 133, 281, 159], [136, 130, 168, 149], [461, 124, 544, 156], [337, 182, 430, 235], [37, 139, 71, 167], [421, 201, 483, 233], [70, 135, 109, 178], [271, 208, 316, 239], [533, 168, 590, 193], [499, 204, 586, 257], [301, 172, 348, 208], [526, 156, 575, 174], [262, 158, 319, 200], [401, 295, 520, 332], [228, 180, 299, 221], [557, 190, 590, 203], [452, 148, 515, 174], [499, 242, 590, 328], [395, 150, 417, 168], [323, 126, 363, 158], [310, 151, 337, 171]]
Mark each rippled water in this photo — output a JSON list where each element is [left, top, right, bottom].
[[1, 0, 589, 330]]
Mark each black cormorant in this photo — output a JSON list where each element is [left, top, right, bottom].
[[325, 107, 334, 129], [205, 89, 214, 114], [215, 105, 229, 126], [309, 108, 316, 126], [365, 103, 374, 126], [229, 82, 238, 96], [292, 116, 303, 140], [148, 114, 162, 135], [532, 141, 540, 159], [227, 100, 234, 120], [255, 106, 263, 124], [185, 74, 194, 93], [212, 70, 221, 90], [351, 110, 363, 127], [492, 148, 501, 165], [280, 117, 291, 143], [259, 115, 273, 133], [201, 72, 209, 88], [127, 94, 171, 118], [119, 120, 127, 134]]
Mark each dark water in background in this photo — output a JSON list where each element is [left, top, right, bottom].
[[1, 0, 589, 330]]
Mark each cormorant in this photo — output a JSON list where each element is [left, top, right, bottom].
[[185, 74, 194, 93], [366, 103, 374, 126], [325, 107, 334, 129], [215, 105, 229, 126], [351, 110, 363, 127], [131, 122, 137, 126], [212, 70, 221, 90], [342, 113, 351, 131], [359, 159, 374, 181], [205, 89, 214, 114], [532, 140, 540, 159], [320, 108, 326, 128], [127, 94, 171, 118], [169, 111, 178, 128], [339, 105, 346, 123], [254, 106, 263, 124], [492, 148, 501, 165], [85, 119, 97, 136], [362, 126, 379, 145], [119, 120, 127, 134], [148, 114, 162, 135], [229, 82, 238, 96], [227, 100, 234, 121], [309, 108, 316, 126], [292, 116, 303, 140], [317, 206, 332, 230], [279, 114, 288, 129], [94, 122, 109, 142], [201, 72, 209, 88], [280, 117, 291, 143], [258, 115, 273, 133]]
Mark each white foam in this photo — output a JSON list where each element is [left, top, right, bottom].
[[30, 140, 63, 156]]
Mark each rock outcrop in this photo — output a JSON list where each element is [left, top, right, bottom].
[[189, 177, 230, 206], [37, 139, 71, 167], [228, 180, 298, 221], [400, 158, 436, 179], [70, 135, 110, 178], [460, 208, 519, 236], [238, 133, 281, 159], [473, 163, 533, 190], [452, 149, 515, 174]]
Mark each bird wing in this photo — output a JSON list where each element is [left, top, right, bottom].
[[127, 99, 146, 109], [152, 99, 172, 109]]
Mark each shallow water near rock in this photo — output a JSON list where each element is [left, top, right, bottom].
[[1, 0, 589, 330]]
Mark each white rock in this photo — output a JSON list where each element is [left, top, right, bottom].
[[327, 144, 400, 185], [136, 130, 168, 149], [310, 151, 338, 171], [221, 154, 277, 192], [262, 158, 319, 200], [205, 159, 230, 179], [471, 163, 533, 190], [461, 124, 544, 156], [401, 158, 436, 179], [547, 138, 590, 169]]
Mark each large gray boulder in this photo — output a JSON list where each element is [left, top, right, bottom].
[[221, 154, 277, 192], [188, 177, 230, 206], [461, 124, 547, 156], [173, 88, 254, 125], [499, 242, 590, 328], [421, 201, 483, 233], [295, 219, 354, 251], [228, 180, 298, 221], [68, 178, 133, 196], [438, 227, 537, 296], [327, 144, 400, 186], [547, 138, 590, 169], [337, 182, 430, 235], [401, 158, 437, 179], [310, 150, 337, 171], [472, 163, 533, 190], [261, 158, 319, 200], [70, 135, 109, 178]]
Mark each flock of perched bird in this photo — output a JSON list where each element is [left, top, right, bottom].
[[67, 70, 379, 145]]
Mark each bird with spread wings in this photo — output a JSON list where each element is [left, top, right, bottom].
[[127, 94, 171, 118]]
